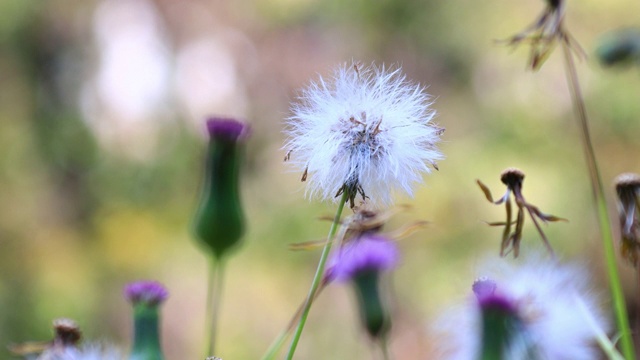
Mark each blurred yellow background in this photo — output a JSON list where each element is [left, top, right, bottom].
[[1, 0, 640, 358]]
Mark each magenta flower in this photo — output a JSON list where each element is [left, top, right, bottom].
[[326, 234, 400, 282], [124, 280, 169, 306]]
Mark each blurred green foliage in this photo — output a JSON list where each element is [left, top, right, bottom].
[[1, 0, 640, 358]]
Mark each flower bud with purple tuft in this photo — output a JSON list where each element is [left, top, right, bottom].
[[327, 234, 399, 339], [124, 281, 168, 360], [193, 117, 250, 259], [436, 256, 608, 360], [473, 278, 535, 360]]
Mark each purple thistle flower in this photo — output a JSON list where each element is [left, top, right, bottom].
[[124, 281, 169, 306], [327, 234, 399, 282], [206, 117, 251, 142]]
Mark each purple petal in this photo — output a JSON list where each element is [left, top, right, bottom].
[[124, 280, 169, 305], [206, 117, 250, 142], [327, 234, 400, 282]]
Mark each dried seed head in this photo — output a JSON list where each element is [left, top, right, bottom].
[[500, 167, 525, 189], [615, 173, 640, 194], [52, 318, 81, 346], [546, 0, 562, 10]]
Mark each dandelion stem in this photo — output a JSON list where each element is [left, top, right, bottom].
[[285, 190, 349, 359], [205, 258, 225, 358], [561, 40, 635, 360], [260, 282, 328, 360]]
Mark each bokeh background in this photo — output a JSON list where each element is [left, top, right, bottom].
[[2, 0, 640, 358]]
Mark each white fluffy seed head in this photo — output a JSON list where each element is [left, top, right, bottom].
[[284, 62, 443, 205], [434, 254, 609, 360]]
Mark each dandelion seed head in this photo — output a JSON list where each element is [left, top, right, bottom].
[[285, 62, 443, 205]]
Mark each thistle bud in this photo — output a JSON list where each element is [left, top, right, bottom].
[[193, 118, 250, 259], [597, 28, 640, 67], [476, 292, 528, 360], [124, 281, 168, 360], [327, 235, 399, 338]]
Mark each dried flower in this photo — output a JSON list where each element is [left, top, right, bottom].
[[477, 168, 566, 257], [614, 173, 640, 267], [436, 255, 608, 360], [193, 117, 250, 259], [502, 0, 585, 70], [9, 319, 122, 360], [284, 62, 443, 207]]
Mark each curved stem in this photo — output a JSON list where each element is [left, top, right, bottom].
[[285, 191, 349, 359], [561, 40, 635, 360], [260, 282, 328, 360]]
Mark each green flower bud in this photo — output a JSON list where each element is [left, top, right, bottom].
[[193, 118, 250, 259], [474, 279, 537, 360], [124, 281, 168, 360], [597, 28, 640, 67], [352, 270, 390, 338], [327, 235, 399, 339]]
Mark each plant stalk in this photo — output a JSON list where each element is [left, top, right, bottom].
[[285, 191, 349, 359], [561, 40, 635, 360], [205, 259, 226, 358]]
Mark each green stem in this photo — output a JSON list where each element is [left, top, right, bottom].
[[561, 40, 635, 360], [575, 294, 625, 360], [285, 190, 349, 359], [380, 337, 391, 360], [205, 259, 226, 358], [260, 283, 328, 360]]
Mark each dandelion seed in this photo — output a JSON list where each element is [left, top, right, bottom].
[[284, 62, 444, 207], [477, 167, 566, 258], [436, 255, 608, 360]]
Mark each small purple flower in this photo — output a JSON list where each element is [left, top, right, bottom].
[[124, 281, 169, 306], [206, 117, 251, 142], [327, 234, 400, 282]]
